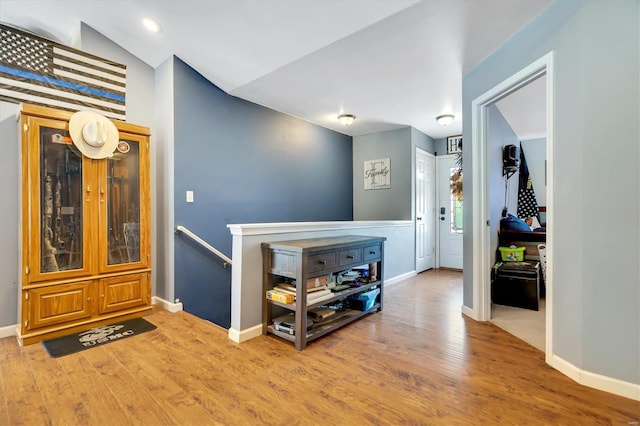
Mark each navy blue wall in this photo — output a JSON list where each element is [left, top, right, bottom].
[[173, 57, 353, 327]]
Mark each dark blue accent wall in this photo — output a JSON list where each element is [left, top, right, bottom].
[[173, 57, 353, 327]]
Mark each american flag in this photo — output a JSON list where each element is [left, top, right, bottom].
[[0, 24, 126, 120], [517, 143, 540, 220]]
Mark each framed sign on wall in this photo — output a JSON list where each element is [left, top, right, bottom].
[[364, 158, 391, 190], [447, 135, 463, 154]]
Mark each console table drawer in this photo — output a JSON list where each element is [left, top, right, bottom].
[[308, 252, 337, 273], [262, 235, 386, 351], [363, 244, 382, 261], [269, 250, 298, 277], [339, 248, 363, 266]]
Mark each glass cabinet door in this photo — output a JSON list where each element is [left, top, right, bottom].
[[26, 118, 92, 282], [99, 133, 149, 271]]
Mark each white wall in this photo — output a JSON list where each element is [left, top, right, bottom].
[[227, 221, 414, 341], [153, 57, 175, 303], [0, 101, 20, 330]]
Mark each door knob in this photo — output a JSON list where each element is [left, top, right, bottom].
[[417, 217, 422, 221], [440, 217, 445, 221]]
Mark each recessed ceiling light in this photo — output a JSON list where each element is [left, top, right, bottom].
[[142, 17, 162, 33]]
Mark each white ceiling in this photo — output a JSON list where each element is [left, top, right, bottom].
[[495, 74, 547, 141], [0, 0, 553, 139]]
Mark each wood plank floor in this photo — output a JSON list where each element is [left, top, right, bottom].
[[1, 269, 638, 425]]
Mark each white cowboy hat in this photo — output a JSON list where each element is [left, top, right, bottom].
[[69, 110, 119, 159]]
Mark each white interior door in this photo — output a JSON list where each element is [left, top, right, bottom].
[[437, 155, 463, 269], [415, 149, 435, 272]]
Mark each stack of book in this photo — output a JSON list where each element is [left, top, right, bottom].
[[273, 283, 334, 304]]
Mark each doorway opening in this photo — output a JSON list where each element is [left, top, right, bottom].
[[470, 52, 554, 359], [489, 74, 548, 351]]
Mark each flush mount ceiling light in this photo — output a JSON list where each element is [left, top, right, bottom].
[[436, 114, 455, 126], [338, 114, 356, 126], [142, 17, 162, 33]]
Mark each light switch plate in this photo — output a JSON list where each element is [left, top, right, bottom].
[[186, 190, 194, 203]]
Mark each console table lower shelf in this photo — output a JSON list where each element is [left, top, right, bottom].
[[266, 303, 381, 344], [262, 235, 386, 350]]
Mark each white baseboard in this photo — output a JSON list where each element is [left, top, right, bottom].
[[549, 354, 639, 401], [462, 306, 638, 400], [0, 324, 17, 339], [228, 324, 262, 343], [461, 304, 478, 320], [385, 271, 417, 287], [152, 296, 183, 313]]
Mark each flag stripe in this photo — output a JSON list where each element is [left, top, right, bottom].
[[53, 47, 126, 74], [0, 77, 126, 110], [51, 69, 126, 96], [0, 24, 126, 120], [53, 58, 126, 86], [1, 84, 126, 116], [0, 66, 125, 101], [0, 91, 125, 121], [1, 69, 126, 101]]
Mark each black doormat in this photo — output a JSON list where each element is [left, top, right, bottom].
[[42, 317, 157, 358]]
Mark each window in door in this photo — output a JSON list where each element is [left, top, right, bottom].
[[450, 168, 463, 233]]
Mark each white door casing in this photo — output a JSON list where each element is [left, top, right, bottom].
[[415, 148, 435, 272], [437, 155, 463, 269]]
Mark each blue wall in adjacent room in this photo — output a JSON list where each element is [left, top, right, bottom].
[[172, 57, 353, 327], [487, 104, 520, 264]]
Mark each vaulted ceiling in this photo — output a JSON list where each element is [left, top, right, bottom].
[[1, 0, 553, 138]]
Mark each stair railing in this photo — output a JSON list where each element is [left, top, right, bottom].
[[175, 225, 232, 268]]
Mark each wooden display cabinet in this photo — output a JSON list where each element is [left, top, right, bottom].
[[262, 235, 385, 350], [18, 103, 152, 345]]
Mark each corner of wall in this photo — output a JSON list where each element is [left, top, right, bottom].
[[152, 296, 182, 313], [228, 324, 262, 344], [153, 57, 176, 303], [0, 323, 17, 339], [548, 354, 640, 401]]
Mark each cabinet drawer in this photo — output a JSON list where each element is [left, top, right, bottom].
[[308, 252, 337, 273], [339, 248, 363, 266], [363, 244, 382, 261], [270, 250, 298, 277], [98, 273, 149, 314], [26, 281, 94, 330]]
